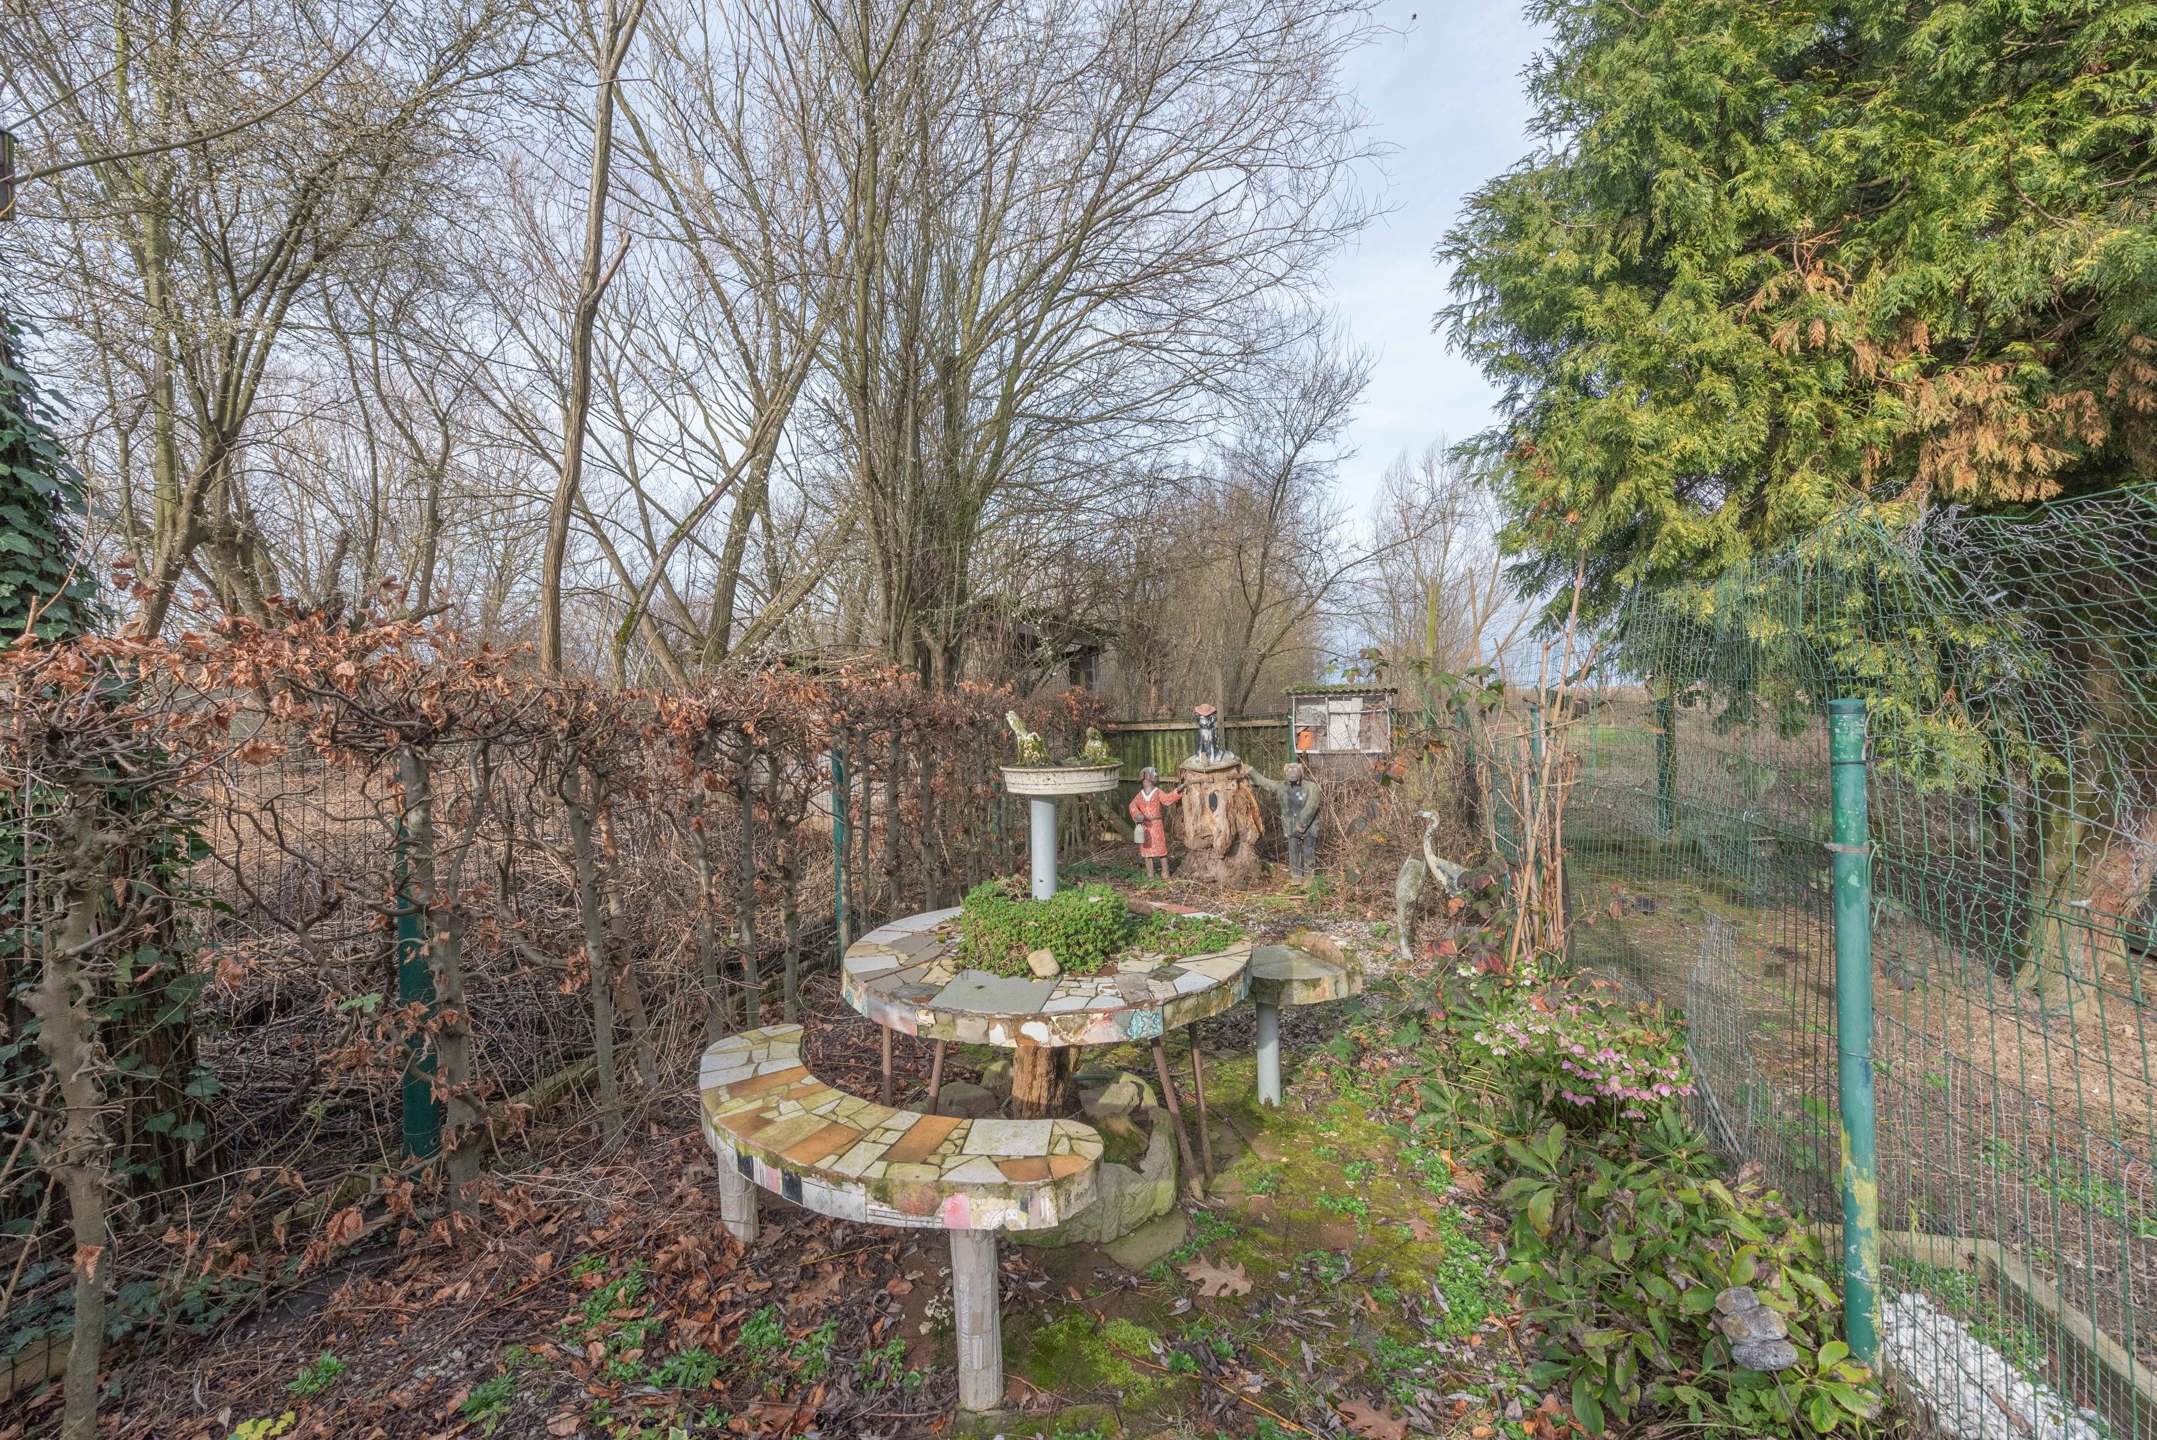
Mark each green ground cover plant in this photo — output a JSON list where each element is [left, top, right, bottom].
[[956, 880, 1243, 976]]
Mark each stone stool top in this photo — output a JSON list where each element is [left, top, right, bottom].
[[841, 906, 1252, 1048], [700, 1024, 1101, 1232], [1247, 933, 1362, 1009]]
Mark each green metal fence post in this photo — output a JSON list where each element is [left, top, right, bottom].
[[1828, 697, 1880, 1363], [830, 747, 850, 960], [393, 821, 439, 1162]]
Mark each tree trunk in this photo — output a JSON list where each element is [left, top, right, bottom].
[[1010, 1045, 1068, 1120], [688, 792, 728, 1041], [541, 0, 645, 674], [562, 751, 622, 1133], [2017, 781, 2156, 1014], [918, 744, 940, 911], [30, 804, 114, 1440], [402, 750, 483, 1180], [596, 806, 653, 1084], [779, 839, 803, 1023], [881, 727, 902, 910], [733, 756, 762, 1022], [1174, 760, 1265, 887]]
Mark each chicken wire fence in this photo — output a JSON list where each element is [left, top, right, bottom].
[[1499, 489, 2157, 1439]]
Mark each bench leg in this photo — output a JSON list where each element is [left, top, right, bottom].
[[716, 1152, 759, 1245], [1255, 1001, 1282, 1107], [950, 1230, 1002, 1411]]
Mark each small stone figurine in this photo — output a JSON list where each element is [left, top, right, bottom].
[[1076, 726, 1116, 767], [1249, 762, 1324, 878], [1005, 710, 1050, 766], [1127, 766, 1185, 881], [1192, 703, 1228, 764]]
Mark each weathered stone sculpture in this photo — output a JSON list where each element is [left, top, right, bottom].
[[1005, 710, 1050, 766], [1395, 810, 1469, 960], [1077, 726, 1116, 767], [1250, 761, 1324, 878]]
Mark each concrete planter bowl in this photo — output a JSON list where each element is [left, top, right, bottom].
[[999, 762, 1122, 797]]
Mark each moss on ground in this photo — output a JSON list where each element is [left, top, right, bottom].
[[1008, 1022, 1516, 1432], [1017, 1313, 1183, 1408]]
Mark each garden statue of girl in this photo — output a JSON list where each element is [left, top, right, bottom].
[[1127, 765, 1184, 880]]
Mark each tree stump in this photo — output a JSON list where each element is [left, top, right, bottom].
[[1174, 759, 1265, 887], [1011, 1044, 1070, 1119]]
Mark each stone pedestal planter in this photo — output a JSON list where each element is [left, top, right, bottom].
[[1013, 1105, 1177, 1247]]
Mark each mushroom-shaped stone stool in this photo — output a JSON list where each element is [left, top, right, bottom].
[[1247, 933, 1363, 1107]]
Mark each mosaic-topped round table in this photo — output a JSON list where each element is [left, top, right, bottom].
[[840, 906, 1252, 1189]]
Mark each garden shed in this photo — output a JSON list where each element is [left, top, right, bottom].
[[1286, 683, 1396, 759]]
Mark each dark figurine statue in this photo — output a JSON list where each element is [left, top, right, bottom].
[[1250, 761, 1324, 879], [1193, 703, 1226, 764]]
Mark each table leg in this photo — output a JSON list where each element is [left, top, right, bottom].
[[881, 1027, 893, 1106], [927, 1040, 948, 1110], [1188, 1022, 1214, 1184], [1151, 1036, 1204, 1199], [1255, 1000, 1282, 1107]]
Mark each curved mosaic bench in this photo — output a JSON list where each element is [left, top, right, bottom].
[[1247, 935, 1364, 1107], [698, 1023, 1102, 1411]]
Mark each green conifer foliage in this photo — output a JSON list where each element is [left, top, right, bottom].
[[1441, 0, 2157, 618]]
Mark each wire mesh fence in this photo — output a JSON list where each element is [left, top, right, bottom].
[[1535, 489, 2157, 1439]]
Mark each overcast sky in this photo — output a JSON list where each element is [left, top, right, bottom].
[[1326, 2, 1548, 510]]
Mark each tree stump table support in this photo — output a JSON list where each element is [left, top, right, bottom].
[[1012, 1043, 1069, 1120]]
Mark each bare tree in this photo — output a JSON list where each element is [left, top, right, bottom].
[[1192, 329, 1375, 712], [540, 0, 649, 677], [1362, 441, 1529, 678], [795, 0, 1377, 685], [5, 0, 531, 635]]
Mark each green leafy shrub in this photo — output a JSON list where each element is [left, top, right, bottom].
[[956, 880, 1242, 976], [1497, 1118, 1881, 1436]]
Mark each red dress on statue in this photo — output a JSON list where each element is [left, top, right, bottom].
[[1128, 784, 1183, 858]]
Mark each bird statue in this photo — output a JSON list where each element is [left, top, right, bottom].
[[1394, 810, 1469, 961], [1078, 726, 1115, 767], [1005, 710, 1050, 766]]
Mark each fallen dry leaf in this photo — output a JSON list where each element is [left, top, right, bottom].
[[547, 1412, 580, 1436], [1338, 1399, 1409, 1439], [325, 1205, 366, 1247], [1179, 1256, 1251, 1298], [1404, 1215, 1438, 1242]]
